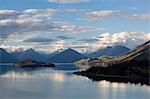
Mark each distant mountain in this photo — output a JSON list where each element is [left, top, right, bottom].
[[49, 48, 87, 63], [89, 45, 130, 58], [49, 49, 63, 57], [0, 48, 16, 63], [11, 49, 49, 62]]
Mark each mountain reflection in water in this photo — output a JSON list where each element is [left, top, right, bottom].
[[0, 64, 150, 99]]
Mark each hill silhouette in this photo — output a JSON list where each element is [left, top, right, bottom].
[[49, 48, 87, 63]]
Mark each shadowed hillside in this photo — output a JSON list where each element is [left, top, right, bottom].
[[0, 48, 16, 63], [74, 41, 150, 85], [49, 48, 87, 63]]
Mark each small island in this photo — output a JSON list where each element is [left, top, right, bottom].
[[12, 59, 55, 69]]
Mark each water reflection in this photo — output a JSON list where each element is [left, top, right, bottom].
[[99, 81, 127, 89], [0, 64, 150, 99], [54, 63, 78, 70], [50, 72, 64, 82], [0, 65, 19, 75], [98, 80, 128, 99], [97, 80, 150, 99], [1, 72, 35, 79]]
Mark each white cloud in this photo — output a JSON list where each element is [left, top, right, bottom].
[[0, 10, 17, 15], [88, 32, 150, 51], [127, 13, 150, 21], [55, 22, 99, 34], [85, 10, 120, 22], [0, 40, 66, 53], [0, 16, 42, 26], [1, 8, 149, 53], [47, 0, 90, 4], [0, 9, 99, 39], [0, 45, 32, 52], [22, 8, 57, 18], [0, 19, 13, 26], [23, 37, 55, 42], [0, 10, 18, 20]]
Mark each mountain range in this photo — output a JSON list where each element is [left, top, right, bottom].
[[49, 48, 87, 63], [0, 45, 131, 63], [11, 49, 50, 62], [0, 48, 87, 63], [88, 45, 130, 58]]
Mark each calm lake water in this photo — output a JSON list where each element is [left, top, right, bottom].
[[0, 64, 150, 99]]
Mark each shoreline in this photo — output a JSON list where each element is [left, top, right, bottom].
[[74, 72, 150, 86]]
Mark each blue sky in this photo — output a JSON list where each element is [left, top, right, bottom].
[[0, 0, 149, 53]]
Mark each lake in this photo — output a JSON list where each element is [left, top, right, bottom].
[[0, 64, 150, 99]]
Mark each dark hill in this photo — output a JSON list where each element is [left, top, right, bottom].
[[0, 48, 16, 63], [12, 59, 55, 69], [74, 41, 150, 85], [49, 48, 87, 63]]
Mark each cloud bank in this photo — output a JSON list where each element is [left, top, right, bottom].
[[0, 9, 98, 39], [0, 7, 149, 53], [89, 31, 150, 51]]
